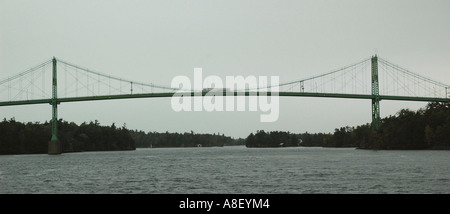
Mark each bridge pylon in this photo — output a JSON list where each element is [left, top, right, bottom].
[[48, 57, 61, 154], [371, 55, 381, 131]]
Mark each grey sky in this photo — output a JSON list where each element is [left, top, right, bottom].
[[1, 0, 449, 138]]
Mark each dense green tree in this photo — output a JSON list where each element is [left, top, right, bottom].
[[363, 102, 450, 149], [245, 130, 300, 148], [129, 130, 242, 148], [0, 119, 135, 155], [244, 102, 450, 150]]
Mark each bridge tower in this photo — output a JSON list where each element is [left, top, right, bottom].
[[48, 57, 61, 154], [371, 55, 381, 131]]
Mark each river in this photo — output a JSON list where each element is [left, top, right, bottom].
[[0, 146, 448, 193]]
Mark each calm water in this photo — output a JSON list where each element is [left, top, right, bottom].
[[0, 146, 449, 194]]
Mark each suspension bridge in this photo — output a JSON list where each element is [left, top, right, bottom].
[[1, 56, 449, 154]]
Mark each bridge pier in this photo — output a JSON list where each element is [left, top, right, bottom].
[[371, 55, 381, 131], [48, 57, 62, 155], [48, 140, 61, 155]]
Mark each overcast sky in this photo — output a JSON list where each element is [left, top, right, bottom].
[[1, 0, 450, 138]]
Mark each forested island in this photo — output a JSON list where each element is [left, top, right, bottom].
[[246, 102, 450, 149], [130, 130, 244, 148], [0, 119, 244, 155], [0, 119, 135, 155]]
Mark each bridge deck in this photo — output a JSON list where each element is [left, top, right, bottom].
[[1, 91, 449, 107]]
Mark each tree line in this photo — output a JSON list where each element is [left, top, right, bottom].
[[362, 102, 450, 149], [246, 102, 450, 149], [0, 119, 135, 155], [245, 130, 300, 147], [129, 130, 244, 148], [1, 102, 448, 154]]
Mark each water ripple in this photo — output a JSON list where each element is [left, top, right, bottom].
[[0, 147, 449, 193]]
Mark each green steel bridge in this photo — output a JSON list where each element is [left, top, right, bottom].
[[1, 56, 449, 154]]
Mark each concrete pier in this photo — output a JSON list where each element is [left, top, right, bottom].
[[48, 140, 62, 155]]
